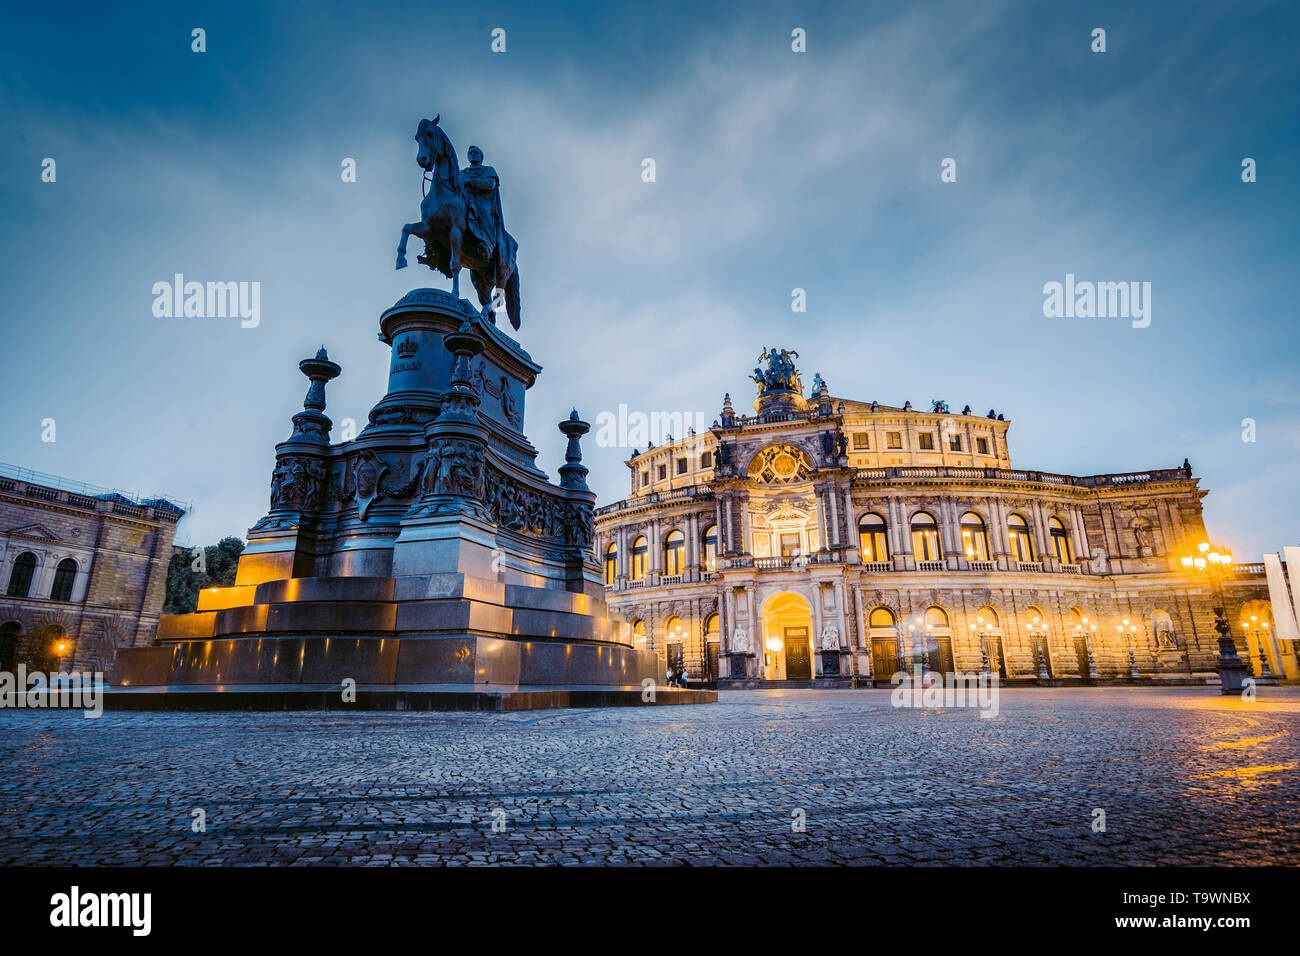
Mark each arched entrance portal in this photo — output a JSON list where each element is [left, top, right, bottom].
[[760, 591, 814, 680]]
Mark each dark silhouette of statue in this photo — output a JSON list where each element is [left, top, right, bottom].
[[397, 116, 522, 330]]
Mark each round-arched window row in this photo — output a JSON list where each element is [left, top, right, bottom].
[[6, 554, 80, 601], [612, 525, 720, 582]]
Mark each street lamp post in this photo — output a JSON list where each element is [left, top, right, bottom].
[[1240, 616, 1277, 684], [1075, 618, 1099, 681], [1120, 620, 1140, 679], [970, 620, 990, 681], [1029, 615, 1050, 683], [1180, 540, 1248, 696]]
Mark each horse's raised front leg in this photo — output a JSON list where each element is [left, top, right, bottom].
[[397, 222, 422, 270], [448, 226, 462, 298]]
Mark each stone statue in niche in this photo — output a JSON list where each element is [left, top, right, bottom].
[[1134, 523, 1154, 557], [731, 627, 749, 653], [819, 623, 840, 650]]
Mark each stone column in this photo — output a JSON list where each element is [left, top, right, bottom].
[[828, 486, 840, 547], [843, 488, 857, 557], [989, 495, 1011, 570], [721, 493, 733, 555], [939, 497, 961, 562], [739, 496, 750, 554], [817, 487, 829, 547], [811, 584, 825, 677], [686, 512, 699, 574], [891, 497, 909, 556], [1032, 500, 1052, 565], [649, 518, 661, 579], [1071, 505, 1088, 566]]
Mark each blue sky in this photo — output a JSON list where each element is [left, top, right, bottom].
[[1, 0, 1297, 557]]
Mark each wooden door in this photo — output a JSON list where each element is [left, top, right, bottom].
[[871, 637, 900, 683], [784, 626, 811, 679]]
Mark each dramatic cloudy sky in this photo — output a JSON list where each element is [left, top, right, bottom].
[[2, 0, 1297, 557]]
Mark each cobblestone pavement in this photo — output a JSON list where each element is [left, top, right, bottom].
[[1, 687, 1298, 865]]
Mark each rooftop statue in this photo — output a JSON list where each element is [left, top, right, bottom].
[[397, 115, 522, 330], [751, 347, 801, 394]]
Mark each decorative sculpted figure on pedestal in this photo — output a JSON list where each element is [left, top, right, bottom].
[[751, 348, 802, 394], [731, 627, 749, 654], [396, 115, 523, 330]]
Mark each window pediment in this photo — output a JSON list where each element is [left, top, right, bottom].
[[6, 524, 59, 542]]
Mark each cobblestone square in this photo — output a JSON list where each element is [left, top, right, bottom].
[[1, 687, 1297, 866]]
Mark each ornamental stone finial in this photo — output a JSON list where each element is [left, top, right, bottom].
[[558, 410, 591, 492], [435, 317, 486, 425], [288, 347, 342, 443]]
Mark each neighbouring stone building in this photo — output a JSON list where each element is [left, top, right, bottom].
[[0, 464, 185, 675], [593, 350, 1296, 687]]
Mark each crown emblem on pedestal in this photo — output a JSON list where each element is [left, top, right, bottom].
[[396, 337, 419, 359]]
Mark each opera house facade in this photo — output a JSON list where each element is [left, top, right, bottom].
[[593, 351, 1294, 687]]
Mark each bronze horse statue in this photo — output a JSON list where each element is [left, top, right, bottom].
[[396, 116, 522, 329]]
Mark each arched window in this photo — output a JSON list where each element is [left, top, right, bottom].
[[604, 542, 618, 585], [704, 613, 719, 638], [858, 512, 889, 562], [50, 558, 78, 602], [1050, 517, 1072, 563], [869, 607, 896, 629], [976, 605, 1001, 630], [1025, 605, 1047, 632], [6, 552, 36, 598], [910, 512, 941, 562], [663, 530, 685, 575], [960, 512, 989, 562], [924, 606, 950, 630], [702, 525, 718, 572], [630, 536, 648, 580], [631, 619, 646, 650], [1008, 513, 1034, 562]]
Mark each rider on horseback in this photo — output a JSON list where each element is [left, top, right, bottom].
[[397, 118, 523, 329], [462, 148, 501, 260]]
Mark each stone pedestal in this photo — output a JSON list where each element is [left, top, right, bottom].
[[720, 652, 758, 683], [818, 649, 847, 678], [111, 289, 714, 710]]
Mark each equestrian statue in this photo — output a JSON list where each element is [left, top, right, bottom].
[[396, 115, 522, 330]]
